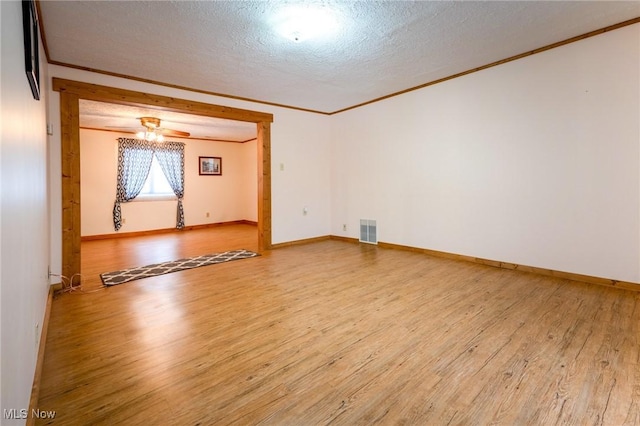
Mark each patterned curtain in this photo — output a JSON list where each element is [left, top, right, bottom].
[[154, 142, 186, 229], [113, 138, 155, 231]]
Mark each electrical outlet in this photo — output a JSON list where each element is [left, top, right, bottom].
[[206, 212, 210, 218], [343, 224, 347, 231], [122, 217, 126, 224], [303, 206, 308, 216]]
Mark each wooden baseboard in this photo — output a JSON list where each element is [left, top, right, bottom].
[[82, 226, 640, 291], [81, 220, 258, 241], [327, 236, 640, 292], [27, 286, 55, 425], [270, 235, 331, 249], [328, 235, 360, 244]]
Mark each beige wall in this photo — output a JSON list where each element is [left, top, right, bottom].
[[80, 129, 258, 236]]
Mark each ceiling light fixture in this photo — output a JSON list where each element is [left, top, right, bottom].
[[136, 117, 164, 142], [274, 5, 339, 43]]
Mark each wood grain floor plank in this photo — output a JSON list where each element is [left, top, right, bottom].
[[36, 225, 640, 425]]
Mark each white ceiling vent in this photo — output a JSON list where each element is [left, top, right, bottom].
[[359, 219, 377, 245]]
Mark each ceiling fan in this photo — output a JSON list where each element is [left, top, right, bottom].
[[135, 116, 190, 141]]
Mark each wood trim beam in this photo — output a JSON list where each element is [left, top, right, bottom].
[[257, 121, 272, 251], [60, 91, 81, 280], [327, 236, 640, 292], [53, 78, 273, 123], [55, 79, 272, 279]]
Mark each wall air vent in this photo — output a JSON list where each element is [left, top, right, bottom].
[[359, 219, 377, 244]]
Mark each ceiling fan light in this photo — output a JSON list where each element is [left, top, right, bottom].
[[135, 117, 178, 141], [140, 117, 161, 129]]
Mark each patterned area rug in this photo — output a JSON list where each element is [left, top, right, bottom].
[[100, 249, 259, 286]]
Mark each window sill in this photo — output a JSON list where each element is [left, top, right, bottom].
[[133, 194, 177, 202]]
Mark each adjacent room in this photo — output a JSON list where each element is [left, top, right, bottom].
[[78, 100, 259, 244], [1, 1, 639, 425]]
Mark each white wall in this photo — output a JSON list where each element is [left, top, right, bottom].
[[48, 65, 333, 270], [80, 129, 258, 236], [239, 139, 258, 221], [331, 24, 640, 283], [4, 15, 635, 424], [48, 22, 639, 282], [271, 109, 332, 243], [1, 1, 51, 422]]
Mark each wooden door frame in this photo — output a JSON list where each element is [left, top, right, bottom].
[[53, 78, 273, 280]]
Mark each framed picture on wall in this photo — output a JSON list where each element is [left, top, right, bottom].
[[22, 0, 40, 100], [199, 156, 222, 176]]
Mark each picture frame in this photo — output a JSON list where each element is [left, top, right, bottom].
[[22, 0, 40, 100], [199, 156, 222, 176]]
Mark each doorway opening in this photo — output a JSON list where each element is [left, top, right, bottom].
[[54, 78, 273, 281]]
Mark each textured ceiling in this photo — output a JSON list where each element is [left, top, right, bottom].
[[79, 100, 257, 142], [41, 1, 639, 136]]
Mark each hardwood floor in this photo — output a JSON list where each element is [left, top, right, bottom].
[[37, 225, 640, 425], [78, 224, 260, 290]]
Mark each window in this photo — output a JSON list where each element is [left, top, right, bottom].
[[113, 137, 185, 230], [137, 156, 176, 200]]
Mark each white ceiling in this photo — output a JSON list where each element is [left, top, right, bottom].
[[40, 1, 639, 137], [79, 100, 257, 142]]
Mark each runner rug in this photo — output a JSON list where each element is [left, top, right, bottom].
[[100, 249, 259, 286]]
